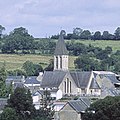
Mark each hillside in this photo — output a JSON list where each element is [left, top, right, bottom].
[[0, 54, 77, 70]]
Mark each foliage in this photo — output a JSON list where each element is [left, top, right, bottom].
[[0, 65, 7, 97], [22, 60, 43, 76], [82, 96, 120, 120], [2, 27, 34, 53], [44, 59, 54, 71], [74, 55, 101, 71], [0, 107, 18, 120], [0, 25, 5, 38], [7, 69, 27, 77], [7, 87, 36, 120], [114, 27, 120, 40]]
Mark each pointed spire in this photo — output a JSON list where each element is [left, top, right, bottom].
[[54, 30, 68, 55]]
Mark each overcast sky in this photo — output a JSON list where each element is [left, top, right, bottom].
[[0, 0, 120, 37]]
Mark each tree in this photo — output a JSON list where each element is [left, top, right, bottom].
[[7, 87, 36, 120], [72, 27, 83, 39], [80, 30, 91, 39], [0, 107, 18, 120], [2, 27, 34, 53], [44, 59, 54, 71], [83, 96, 120, 120], [0, 64, 7, 97], [93, 31, 101, 40], [104, 46, 112, 54], [22, 61, 43, 76], [102, 31, 109, 40], [96, 50, 109, 60], [74, 55, 100, 71], [0, 25, 5, 38], [73, 27, 83, 36], [114, 27, 120, 40]]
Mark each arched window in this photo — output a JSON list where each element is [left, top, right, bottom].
[[67, 78, 69, 93], [60, 56, 62, 69], [64, 81, 66, 93], [56, 56, 58, 69], [70, 81, 71, 93]]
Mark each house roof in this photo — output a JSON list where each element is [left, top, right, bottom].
[[68, 98, 90, 113], [33, 90, 44, 96], [41, 71, 67, 88], [54, 30, 68, 55], [104, 74, 120, 84], [70, 71, 92, 88], [24, 76, 41, 84], [0, 98, 7, 110], [6, 76, 24, 81]]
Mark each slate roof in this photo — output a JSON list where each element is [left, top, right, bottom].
[[24, 76, 40, 84], [70, 71, 92, 88], [105, 74, 120, 84], [68, 98, 90, 113], [90, 78, 100, 89], [6, 76, 24, 81], [54, 30, 68, 55], [41, 71, 67, 88], [0, 98, 7, 110]]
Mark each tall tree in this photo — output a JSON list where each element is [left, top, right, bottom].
[[83, 96, 120, 120], [93, 31, 101, 40], [0, 25, 5, 38], [114, 27, 120, 40], [0, 64, 7, 97], [2, 27, 34, 53], [80, 30, 91, 39], [7, 87, 36, 120], [102, 31, 109, 40]]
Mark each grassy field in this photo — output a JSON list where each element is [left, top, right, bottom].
[[67, 40, 120, 52], [0, 40, 120, 71], [0, 54, 77, 70]]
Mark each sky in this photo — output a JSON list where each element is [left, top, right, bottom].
[[0, 0, 120, 38]]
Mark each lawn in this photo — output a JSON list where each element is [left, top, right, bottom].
[[0, 54, 77, 71], [67, 40, 120, 52]]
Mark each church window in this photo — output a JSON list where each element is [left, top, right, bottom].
[[60, 56, 62, 69], [64, 81, 66, 93], [67, 78, 69, 93], [56, 56, 58, 69], [70, 81, 71, 93]]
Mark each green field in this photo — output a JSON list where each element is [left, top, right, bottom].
[[0, 40, 120, 71], [0, 54, 77, 70], [66, 40, 120, 52]]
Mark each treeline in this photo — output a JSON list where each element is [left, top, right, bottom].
[[51, 27, 120, 40]]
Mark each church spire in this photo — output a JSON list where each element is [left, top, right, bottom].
[[54, 30, 68, 55], [54, 30, 69, 71]]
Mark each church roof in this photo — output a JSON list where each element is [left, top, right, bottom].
[[90, 78, 100, 89], [41, 71, 67, 88], [41, 71, 92, 89], [54, 30, 68, 55], [70, 71, 92, 88]]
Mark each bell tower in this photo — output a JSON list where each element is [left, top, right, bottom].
[[54, 30, 69, 71]]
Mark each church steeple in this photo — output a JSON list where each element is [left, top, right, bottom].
[[54, 30, 69, 71], [54, 30, 68, 55]]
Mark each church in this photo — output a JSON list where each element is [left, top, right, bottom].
[[40, 30, 120, 99]]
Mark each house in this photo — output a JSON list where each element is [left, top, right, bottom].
[[0, 98, 7, 113], [6, 76, 25, 89], [24, 76, 41, 93], [32, 90, 44, 109], [57, 98, 91, 120]]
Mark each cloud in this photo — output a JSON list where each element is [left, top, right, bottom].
[[0, 0, 120, 37]]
